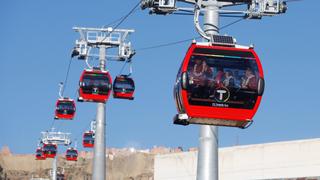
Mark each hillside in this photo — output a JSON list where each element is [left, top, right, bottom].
[[0, 147, 154, 180]]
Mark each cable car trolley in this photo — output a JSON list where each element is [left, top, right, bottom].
[[173, 35, 264, 128], [42, 143, 57, 158], [65, 147, 78, 161], [82, 131, 95, 148], [35, 147, 46, 160], [113, 75, 135, 100], [54, 97, 76, 120], [78, 68, 112, 103]]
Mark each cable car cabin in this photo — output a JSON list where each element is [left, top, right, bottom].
[[173, 42, 264, 128], [78, 69, 112, 103], [113, 75, 135, 100], [83, 131, 94, 148], [65, 148, 78, 161], [35, 147, 46, 160], [42, 143, 57, 158], [54, 98, 76, 120]]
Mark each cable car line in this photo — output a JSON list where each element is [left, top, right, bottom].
[[100, 1, 141, 43], [284, 0, 302, 2], [219, 17, 245, 30], [61, 57, 73, 97], [49, 120, 56, 132], [118, 59, 131, 75], [43, 4, 244, 151], [135, 17, 244, 51], [136, 36, 202, 51], [53, 120, 64, 132], [102, 8, 140, 28], [47, 5, 243, 139], [108, 1, 140, 30]]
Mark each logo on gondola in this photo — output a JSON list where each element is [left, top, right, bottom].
[[93, 87, 99, 94], [213, 87, 230, 103]]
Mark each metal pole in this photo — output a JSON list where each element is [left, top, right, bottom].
[[92, 45, 107, 180], [197, 1, 219, 180], [52, 156, 57, 180]]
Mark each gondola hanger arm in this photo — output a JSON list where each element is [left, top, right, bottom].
[[85, 58, 93, 70], [58, 82, 64, 99], [193, 4, 212, 40], [128, 61, 133, 76]]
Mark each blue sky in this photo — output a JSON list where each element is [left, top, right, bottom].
[[1, 0, 319, 154]]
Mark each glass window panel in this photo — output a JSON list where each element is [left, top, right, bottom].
[[186, 48, 260, 109], [114, 79, 134, 91], [82, 73, 111, 95]]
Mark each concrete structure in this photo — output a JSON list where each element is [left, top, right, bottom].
[[154, 139, 320, 180]]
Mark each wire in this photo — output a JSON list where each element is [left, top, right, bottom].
[[102, 8, 140, 28], [220, 17, 244, 30], [136, 37, 202, 51], [49, 120, 56, 131], [136, 17, 244, 51], [110, 1, 140, 30], [100, 1, 141, 42], [118, 60, 128, 75], [61, 57, 73, 97], [55, 120, 65, 132], [285, 0, 303, 2], [73, 88, 78, 101], [172, 12, 196, 16]]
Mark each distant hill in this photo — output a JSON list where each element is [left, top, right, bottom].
[[0, 148, 154, 180]]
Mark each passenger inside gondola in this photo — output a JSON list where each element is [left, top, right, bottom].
[[66, 149, 78, 157], [241, 68, 257, 90], [114, 78, 134, 92], [187, 52, 260, 109], [83, 132, 94, 145], [223, 70, 235, 87], [43, 144, 57, 158], [82, 73, 110, 95], [35, 148, 45, 160], [213, 67, 224, 87], [56, 101, 74, 114], [44, 144, 57, 152], [36, 149, 42, 156], [189, 58, 212, 98], [189, 58, 212, 85]]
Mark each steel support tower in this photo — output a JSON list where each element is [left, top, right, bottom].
[[73, 27, 135, 180], [93, 45, 107, 180], [40, 129, 71, 180], [197, 2, 220, 179]]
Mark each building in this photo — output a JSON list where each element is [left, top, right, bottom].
[[154, 138, 320, 180]]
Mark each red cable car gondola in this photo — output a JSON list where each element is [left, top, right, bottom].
[[35, 147, 46, 160], [82, 131, 94, 148], [113, 75, 135, 100], [43, 143, 57, 158], [65, 147, 78, 161], [173, 41, 264, 128], [78, 68, 112, 103], [54, 98, 76, 120]]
